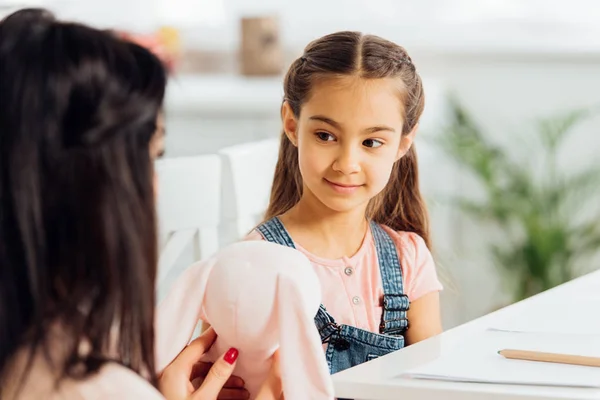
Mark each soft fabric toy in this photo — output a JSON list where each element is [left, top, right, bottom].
[[156, 240, 334, 400]]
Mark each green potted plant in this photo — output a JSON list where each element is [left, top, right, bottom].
[[437, 98, 600, 302]]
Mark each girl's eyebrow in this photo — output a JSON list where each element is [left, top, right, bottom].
[[309, 114, 396, 133], [309, 115, 342, 129]]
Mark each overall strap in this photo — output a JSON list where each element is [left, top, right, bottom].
[[314, 304, 343, 345], [371, 222, 410, 335], [255, 217, 296, 248]]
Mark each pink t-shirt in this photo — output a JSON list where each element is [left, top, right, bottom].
[[247, 224, 442, 333]]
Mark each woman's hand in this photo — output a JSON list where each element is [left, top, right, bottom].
[[159, 327, 248, 400], [191, 349, 284, 400], [190, 362, 249, 399], [254, 350, 283, 400]]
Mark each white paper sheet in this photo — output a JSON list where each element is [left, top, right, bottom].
[[403, 331, 600, 388], [489, 296, 600, 335]]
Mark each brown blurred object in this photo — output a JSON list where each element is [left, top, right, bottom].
[[239, 16, 283, 76]]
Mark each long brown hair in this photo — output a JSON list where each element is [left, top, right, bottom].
[[0, 9, 166, 396], [263, 31, 430, 247]]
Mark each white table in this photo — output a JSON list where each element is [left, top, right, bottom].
[[333, 269, 600, 400]]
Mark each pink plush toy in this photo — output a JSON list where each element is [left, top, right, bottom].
[[156, 240, 334, 400]]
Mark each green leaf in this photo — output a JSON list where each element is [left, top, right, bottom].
[[553, 168, 600, 214], [536, 108, 590, 151]]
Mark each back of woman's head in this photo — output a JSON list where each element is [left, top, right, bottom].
[[264, 31, 429, 246], [0, 8, 167, 390]]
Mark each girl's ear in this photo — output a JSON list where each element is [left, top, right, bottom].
[[396, 123, 418, 161], [281, 101, 299, 146]]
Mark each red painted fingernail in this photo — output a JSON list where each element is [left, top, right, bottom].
[[224, 348, 239, 365]]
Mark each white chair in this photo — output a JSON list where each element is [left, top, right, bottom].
[[218, 138, 280, 245], [155, 154, 221, 298]]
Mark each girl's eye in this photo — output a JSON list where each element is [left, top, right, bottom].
[[316, 132, 336, 142], [363, 139, 383, 148]]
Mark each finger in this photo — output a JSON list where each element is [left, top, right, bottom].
[[270, 350, 281, 377], [173, 327, 217, 370], [191, 348, 239, 400], [190, 374, 245, 390], [255, 350, 282, 400], [224, 375, 245, 388], [215, 387, 251, 400], [187, 327, 217, 353], [191, 362, 245, 388]]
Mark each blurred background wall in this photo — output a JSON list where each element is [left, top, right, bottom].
[[3, 0, 599, 329]]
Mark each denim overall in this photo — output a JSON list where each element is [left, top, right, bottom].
[[256, 217, 409, 375]]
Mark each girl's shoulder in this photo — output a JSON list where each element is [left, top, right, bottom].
[[377, 224, 429, 260], [376, 224, 442, 301], [244, 230, 264, 242]]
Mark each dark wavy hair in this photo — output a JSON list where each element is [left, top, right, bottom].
[[0, 8, 167, 395]]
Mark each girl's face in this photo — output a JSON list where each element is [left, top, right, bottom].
[[282, 76, 416, 214]]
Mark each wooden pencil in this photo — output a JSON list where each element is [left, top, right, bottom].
[[498, 349, 600, 368]]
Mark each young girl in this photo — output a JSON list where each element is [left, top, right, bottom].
[[249, 31, 443, 374]]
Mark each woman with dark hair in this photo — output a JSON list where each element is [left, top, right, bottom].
[[0, 8, 278, 400]]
